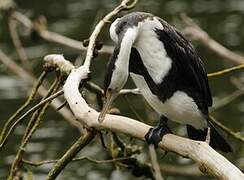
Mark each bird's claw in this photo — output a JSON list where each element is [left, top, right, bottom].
[[144, 124, 171, 148]]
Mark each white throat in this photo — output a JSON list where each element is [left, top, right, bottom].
[[109, 27, 138, 90]]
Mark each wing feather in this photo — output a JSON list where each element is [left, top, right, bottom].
[[156, 19, 212, 107]]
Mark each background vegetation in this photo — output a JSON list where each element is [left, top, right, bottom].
[[0, 0, 243, 179]]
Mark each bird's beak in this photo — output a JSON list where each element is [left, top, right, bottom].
[[98, 89, 118, 123]]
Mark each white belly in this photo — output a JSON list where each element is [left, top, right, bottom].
[[130, 73, 207, 129]]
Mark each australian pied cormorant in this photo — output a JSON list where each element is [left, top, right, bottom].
[[99, 12, 232, 152]]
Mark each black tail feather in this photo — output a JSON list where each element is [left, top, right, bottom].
[[187, 123, 232, 153]]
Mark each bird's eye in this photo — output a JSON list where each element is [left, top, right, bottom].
[[108, 88, 112, 92]]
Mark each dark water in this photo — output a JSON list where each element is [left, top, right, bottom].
[[0, 0, 244, 179]]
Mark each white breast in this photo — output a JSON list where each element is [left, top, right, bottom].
[[130, 73, 206, 129], [133, 18, 172, 84]]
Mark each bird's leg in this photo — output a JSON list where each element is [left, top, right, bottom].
[[144, 115, 172, 147], [205, 127, 211, 145]]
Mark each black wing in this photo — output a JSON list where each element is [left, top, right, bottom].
[[155, 19, 212, 107], [104, 43, 121, 93]]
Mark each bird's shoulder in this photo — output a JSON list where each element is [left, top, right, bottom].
[[154, 18, 212, 107]]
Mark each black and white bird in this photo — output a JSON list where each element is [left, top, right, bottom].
[[98, 12, 232, 152]]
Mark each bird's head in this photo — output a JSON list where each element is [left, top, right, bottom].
[[98, 18, 138, 122]]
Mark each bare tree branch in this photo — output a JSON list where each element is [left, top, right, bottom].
[[82, 0, 138, 69], [213, 90, 244, 110], [209, 116, 244, 143], [45, 1, 139, 178], [2, 1, 243, 179], [11, 11, 113, 54], [149, 144, 164, 180], [52, 55, 244, 179], [46, 130, 96, 180], [22, 157, 206, 177], [8, 77, 62, 180], [0, 72, 47, 151], [208, 64, 244, 77], [0, 49, 82, 130], [8, 16, 32, 72], [22, 156, 133, 166], [181, 13, 244, 64]]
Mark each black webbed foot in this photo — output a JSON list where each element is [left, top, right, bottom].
[[144, 116, 171, 148]]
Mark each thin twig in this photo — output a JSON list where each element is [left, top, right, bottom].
[[0, 89, 63, 152], [11, 11, 113, 54], [0, 48, 33, 81], [120, 88, 140, 95], [16, 90, 63, 134], [23, 77, 62, 140], [231, 77, 244, 90], [21, 150, 206, 177], [46, 130, 96, 180], [84, 82, 103, 96], [209, 116, 244, 143], [8, 77, 62, 180], [111, 132, 126, 151], [208, 64, 244, 77], [85, 81, 140, 96], [0, 72, 47, 151], [45, 1, 138, 178], [22, 156, 133, 166], [83, 0, 138, 69], [149, 144, 164, 180], [8, 16, 32, 72], [213, 90, 244, 110], [0, 48, 81, 130]]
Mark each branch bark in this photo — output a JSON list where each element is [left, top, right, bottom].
[[61, 61, 244, 180], [2, 1, 243, 179], [41, 1, 244, 177]]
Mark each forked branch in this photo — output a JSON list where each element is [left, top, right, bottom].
[[45, 55, 242, 180]]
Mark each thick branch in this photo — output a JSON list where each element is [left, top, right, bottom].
[[41, 0, 243, 178], [62, 63, 244, 180]]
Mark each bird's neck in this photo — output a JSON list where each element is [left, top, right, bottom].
[[115, 28, 138, 70]]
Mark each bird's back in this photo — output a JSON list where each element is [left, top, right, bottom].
[[126, 13, 212, 129]]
